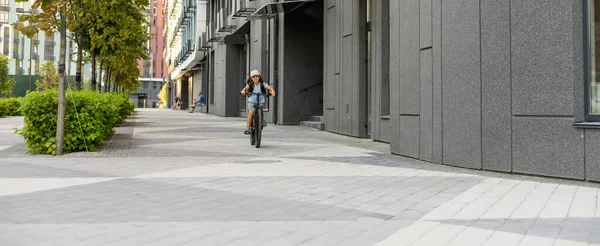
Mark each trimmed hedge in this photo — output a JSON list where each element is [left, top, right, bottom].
[[0, 98, 21, 117], [17, 89, 134, 155]]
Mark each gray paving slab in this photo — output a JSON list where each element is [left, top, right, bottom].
[[0, 109, 599, 246]]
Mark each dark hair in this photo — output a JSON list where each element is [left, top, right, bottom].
[[246, 76, 264, 86], [247, 76, 266, 94]]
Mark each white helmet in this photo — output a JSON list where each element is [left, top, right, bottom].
[[250, 70, 261, 77]]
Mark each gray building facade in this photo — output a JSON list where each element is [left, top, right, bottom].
[[169, 0, 600, 182], [379, 0, 600, 182]]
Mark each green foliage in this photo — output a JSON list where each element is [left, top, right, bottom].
[[17, 90, 134, 155], [36, 61, 59, 91], [89, 0, 150, 93], [0, 98, 21, 117], [14, 0, 66, 37], [0, 55, 16, 98]]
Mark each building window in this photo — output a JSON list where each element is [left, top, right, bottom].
[[0, 11, 8, 21], [0, 0, 7, 6], [587, 0, 600, 121]]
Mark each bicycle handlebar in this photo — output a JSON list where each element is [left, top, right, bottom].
[[244, 92, 271, 97]]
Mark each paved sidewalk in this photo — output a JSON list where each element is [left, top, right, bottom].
[[0, 109, 599, 246]]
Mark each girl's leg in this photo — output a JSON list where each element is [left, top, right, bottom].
[[246, 111, 254, 128]]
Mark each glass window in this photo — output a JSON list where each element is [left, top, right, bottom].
[[0, 0, 8, 7], [588, 0, 600, 120], [0, 11, 8, 21]]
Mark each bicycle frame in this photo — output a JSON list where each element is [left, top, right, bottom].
[[247, 92, 268, 148]]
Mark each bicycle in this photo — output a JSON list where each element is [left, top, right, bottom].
[[246, 92, 270, 148]]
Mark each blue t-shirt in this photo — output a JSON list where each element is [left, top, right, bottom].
[[248, 82, 268, 104], [198, 95, 205, 105]]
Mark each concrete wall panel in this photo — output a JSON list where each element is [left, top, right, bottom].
[[326, 0, 336, 9], [399, 0, 420, 115], [481, 0, 512, 172], [441, 0, 481, 169], [389, 0, 401, 153], [324, 4, 337, 132], [513, 117, 584, 180], [400, 115, 420, 158], [511, 0, 574, 116], [573, 0, 585, 122], [431, 0, 442, 164], [585, 130, 600, 182], [325, 6, 336, 110], [420, 49, 433, 161], [342, 0, 353, 36], [342, 36, 353, 135], [420, 0, 432, 49], [370, 0, 382, 140], [354, 0, 368, 138]]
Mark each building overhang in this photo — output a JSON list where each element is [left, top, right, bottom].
[[248, 0, 314, 20], [224, 22, 250, 45], [138, 77, 166, 82], [170, 50, 204, 80]]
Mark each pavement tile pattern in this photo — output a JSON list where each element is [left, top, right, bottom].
[[0, 109, 599, 246]]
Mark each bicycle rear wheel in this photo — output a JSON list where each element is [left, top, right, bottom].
[[255, 109, 262, 148]]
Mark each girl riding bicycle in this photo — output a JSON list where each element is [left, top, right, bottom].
[[240, 70, 276, 134]]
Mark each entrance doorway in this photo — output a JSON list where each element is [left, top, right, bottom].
[[280, 1, 324, 124]]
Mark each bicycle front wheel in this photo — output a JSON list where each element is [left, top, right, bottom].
[[255, 109, 262, 148]]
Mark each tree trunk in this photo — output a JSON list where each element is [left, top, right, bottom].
[[91, 50, 96, 91], [56, 5, 67, 155], [98, 59, 103, 92], [113, 74, 118, 92], [105, 68, 110, 93], [75, 31, 83, 91]]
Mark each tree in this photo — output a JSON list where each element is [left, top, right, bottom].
[[15, 0, 68, 155], [0, 55, 16, 98], [89, 0, 150, 93], [157, 82, 167, 108], [35, 60, 59, 91], [66, 0, 92, 91]]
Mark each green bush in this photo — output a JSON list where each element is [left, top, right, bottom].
[[0, 97, 21, 117], [17, 89, 135, 155]]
